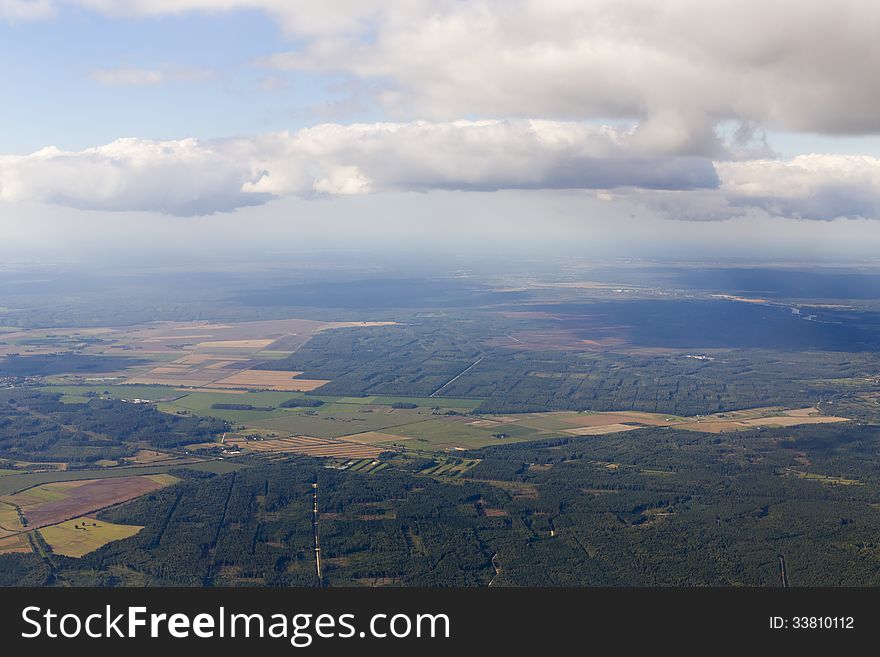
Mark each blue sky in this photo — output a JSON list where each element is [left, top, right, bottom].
[[0, 7, 378, 153], [2, 1, 880, 260]]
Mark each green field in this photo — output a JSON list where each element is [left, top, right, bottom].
[[381, 417, 538, 450], [370, 396, 482, 409], [249, 408, 429, 438], [42, 384, 483, 420], [42, 384, 185, 403]]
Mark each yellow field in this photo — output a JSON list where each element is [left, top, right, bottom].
[[227, 435, 386, 459], [468, 406, 852, 442], [125, 450, 176, 465], [144, 474, 181, 486], [673, 407, 849, 433], [175, 387, 245, 394], [196, 339, 275, 349], [39, 517, 144, 557], [207, 370, 330, 391], [561, 423, 642, 436], [337, 431, 413, 444], [0, 501, 23, 532]]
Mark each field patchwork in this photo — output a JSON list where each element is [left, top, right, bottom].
[[0, 474, 179, 530]]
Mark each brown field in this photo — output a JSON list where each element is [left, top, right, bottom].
[[1, 475, 177, 530], [173, 354, 216, 365], [0, 533, 31, 554], [127, 449, 173, 464], [675, 421, 745, 433], [673, 407, 849, 433], [175, 387, 245, 394], [561, 423, 642, 436], [784, 407, 822, 417], [196, 339, 275, 349], [493, 406, 851, 439], [206, 370, 330, 391], [226, 435, 386, 459], [741, 415, 847, 427], [336, 431, 412, 444], [204, 360, 241, 369], [559, 412, 678, 428]]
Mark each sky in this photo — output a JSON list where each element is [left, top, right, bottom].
[[2, 1, 880, 262]]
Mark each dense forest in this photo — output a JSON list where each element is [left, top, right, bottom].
[[0, 390, 226, 462], [258, 321, 878, 415], [5, 420, 880, 587]]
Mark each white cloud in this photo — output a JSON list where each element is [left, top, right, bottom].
[[0, 138, 272, 215], [630, 155, 880, 222], [7, 3, 880, 140], [7, 2, 880, 136], [3, 122, 879, 221], [718, 155, 880, 220], [0, 120, 720, 215], [5, 2, 879, 178], [254, 0, 880, 142]]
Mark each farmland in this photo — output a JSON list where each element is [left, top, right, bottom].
[[2, 317, 396, 394], [0, 474, 178, 530], [3, 262, 880, 586], [39, 517, 144, 558], [0, 460, 240, 497], [0, 470, 185, 560], [225, 435, 386, 459], [39, 381, 854, 456], [4, 418, 876, 587]]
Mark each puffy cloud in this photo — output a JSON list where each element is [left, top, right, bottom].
[[6, 0, 880, 175], [718, 155, 880, 220], [632, 155, 880, 222], [0, 120, 719, 215], [8, 2, 880, 141], [255, 0, 880, 141], [3, 122, 879, 221], [0, 138, 272, 215]]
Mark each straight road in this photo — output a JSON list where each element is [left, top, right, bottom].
[[312, 481, 323, 587], [429, 357, 484, 397]]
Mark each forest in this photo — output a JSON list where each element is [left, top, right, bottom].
[[0, 390, 227, 462], [5, 420, 880, 587], [259, 320, 880, 415]]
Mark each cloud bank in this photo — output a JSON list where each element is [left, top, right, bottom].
[[3, 1, 880, 223], [1, 121, 879, 220], [0, 121, 719, 215], [5, 1, 876, 143]]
